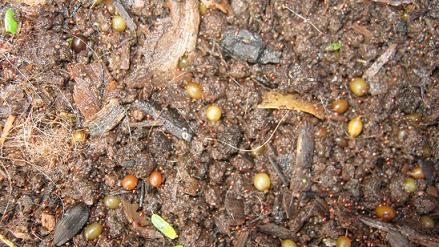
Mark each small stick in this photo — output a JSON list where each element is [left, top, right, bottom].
[[0, 233, 17, 247], [0, 115, 16, 146], [268, 156, 289, 186], [283, 5, 323, 35]]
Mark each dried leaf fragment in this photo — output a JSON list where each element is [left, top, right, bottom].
[[257, 91, 325, 119]]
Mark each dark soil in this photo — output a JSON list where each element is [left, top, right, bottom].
[[0, 0, 438, 246]]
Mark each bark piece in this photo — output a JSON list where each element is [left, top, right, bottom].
[[87, 99, 126, 136], [133, 101, 193, 142], [225, 191, 245, 225], [53, 203, 89, 246], [290, 121, 314, 198], [257, 223, 294, 239]]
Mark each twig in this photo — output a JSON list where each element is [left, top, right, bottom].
[[283, 5, 323, 35], [268, 156, 289, 185], [0, 115, 16, 146], [0, 233, 17, 247]]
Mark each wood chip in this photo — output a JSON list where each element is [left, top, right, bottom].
[[224, 191, 245, 225], [290, 121, 314, 198], [0, 115, 16, 146], [134, 101, 193, 142], [257, 91, 325, 119], [53, 203, 89, 246], [235, 230, 250, 247], [363, 44, 397, 95], [282, 191, 295, 219], [87, 99, 126, 136], [201, 0, 233, 14], [257, 223, 294, 239], [69, 63, 114, 121], [268, 156, 289, 186]]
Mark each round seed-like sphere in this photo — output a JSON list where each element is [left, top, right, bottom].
[[185, 81, 203, 100], [178, 55, 189, 69], [112, 16, 127, 32], [281, 239, 298, 247], [71, 35, 88, 53], [331, 99, 349, 114], [347, 116, 363, 138], [199, 2, 208, 15], [148, 170, 164, 188], [84, 223, 103, 240], [349, 77, 369, 96], [72, 130, 87, 142], [121, 175, 138, 190], [375, 205, 396, 222], [253, 172, 271, 192], [420, 216, 435, 229], [336, 236, 352, 247], [103, 195, 121, 209], [402, 178, 417, 193], [205, 104, 222, 122]]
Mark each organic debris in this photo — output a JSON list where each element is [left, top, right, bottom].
[[363, 44, 397, 95], [0, 115, 16, 146], [133, 101, 193, 142], [87, 99, 126, 136], [257, 91, 325, 119], [53, 203, 89, 246]]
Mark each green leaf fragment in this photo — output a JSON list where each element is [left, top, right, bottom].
[[173, 245, 184, 247], [151, 214, 178, 240], [5, 8, 18, 35], [325, 41, 342, 52]]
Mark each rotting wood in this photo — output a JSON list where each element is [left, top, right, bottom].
[[257, 223, 294, 239], [257, 91, 325, 119], [113, 0, 137, 31], [87, 99, 126, 136], [133, 101, 193, 142], [363, 44, 397, 95], [360, 216, 439, 247], [290, 121, 314, 198]]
